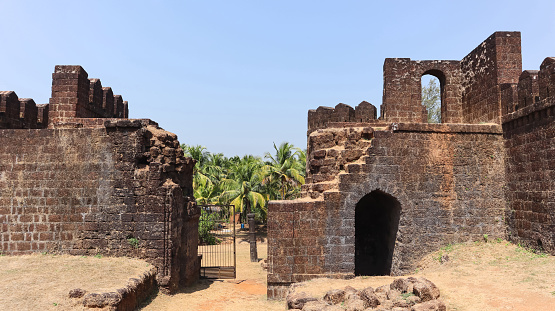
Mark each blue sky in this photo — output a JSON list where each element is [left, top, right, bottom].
[[1, 1, 554, 157]]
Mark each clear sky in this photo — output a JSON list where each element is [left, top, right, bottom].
[[1, 1, 554, 157]]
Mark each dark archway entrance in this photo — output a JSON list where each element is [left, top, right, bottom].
[[355, 190, 401, 276]]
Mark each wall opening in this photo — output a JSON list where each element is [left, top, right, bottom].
[[421, 71, 445, 123], [355, 189, 401, 276]]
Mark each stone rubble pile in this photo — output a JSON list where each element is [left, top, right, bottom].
[[286, 277, 446, 311]]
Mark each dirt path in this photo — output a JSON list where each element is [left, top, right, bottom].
[[140, 240, 283, 311]]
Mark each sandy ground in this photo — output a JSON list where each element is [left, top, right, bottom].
[[142, 239, 555, 311], [0, 254, 152, 311]]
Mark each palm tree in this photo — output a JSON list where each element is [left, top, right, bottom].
[[193, 173, 217, 205], [263, 142, 306, 200], [203, 152, 228, 183], [182, 144, 223, 204], [220, 156, 266, 222], [181, 144, 208, 169]]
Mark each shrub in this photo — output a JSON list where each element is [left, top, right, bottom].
[[199, 209, 220, 245]]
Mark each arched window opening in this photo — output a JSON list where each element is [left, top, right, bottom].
[[421, 71, 445, 123], [354, 190, 401, 276]]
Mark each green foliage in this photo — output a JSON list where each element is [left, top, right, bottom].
[[422, 78, 441, 123], [181, 141, 306, 224], [199, 209, 220, 245], [263, 142, 306, 201], [483, 234, 489, 243], [516, 243, 548, 258], [441, 243, 453, 252], [94, 254, 102, 259], [127, 237, 140, 249], [435, 250, 443, 263]]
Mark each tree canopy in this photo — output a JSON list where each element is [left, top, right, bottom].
[[181, 142, 306, 223], [422, 78, 441, 123]]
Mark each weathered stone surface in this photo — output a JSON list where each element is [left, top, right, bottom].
[[343, 285, 359, 298], [68, 288, 87, 298], [412, 278, 440, 302], [344, 297, 366, 311], [324, 289, 346, 304], [391, 278, 414, 293], [302, 300, 330, 311], [359, 286, 379, 308], [83, 293, 106, 308], [287, 292, 318, 310], [406, 295, 422, 306], [374, 285, 389, 304], [387, 289, 402, 301], [286, 279, 445, 311]]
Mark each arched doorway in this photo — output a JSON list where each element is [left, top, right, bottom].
[[354, 190, 401, 276]]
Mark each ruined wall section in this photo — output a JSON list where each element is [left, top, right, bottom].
[[382, 59, 462, 123], [269, 123, 506, 299], [48, 65, 129, 126], [0, 120, 199, 293], [461, 32, 522, 124], [503, 57, 555, 254]]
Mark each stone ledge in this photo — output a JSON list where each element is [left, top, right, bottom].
[[307, 121, 504, 134], [69, 266, 157, 311], [392, 122, 503, 134], [501, 98, 555, 124]]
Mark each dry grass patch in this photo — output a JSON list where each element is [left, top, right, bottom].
[[0, 253, 152, 311]]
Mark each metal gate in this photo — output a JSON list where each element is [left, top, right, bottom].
[[198, 205, 236, 279]]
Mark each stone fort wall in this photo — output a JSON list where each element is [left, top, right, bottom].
[[268, 32, 554, 298], [0, 66, 200, 293]]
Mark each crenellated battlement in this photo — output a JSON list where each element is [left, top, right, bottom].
[[501, 57, 555, 116], [307, 101, 378, 132], [0, 91, 44, 129], [0, 65, 130, 129], [539, 57, 555, 101], [307, 32, 553, 131], [48, 65, 129, 126]]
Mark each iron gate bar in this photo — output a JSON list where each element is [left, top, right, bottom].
[[198, 204, 236, 279]]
